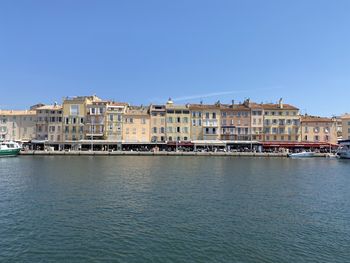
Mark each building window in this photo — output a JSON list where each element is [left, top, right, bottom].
[[70, 105, 79, 116]]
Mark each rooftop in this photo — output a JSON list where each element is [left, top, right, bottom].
[[125, 106, 149, 116], [189, 104, 221, 110], [261, 103, 299, 110], [0, 110, 36, 116], [301, 115, 335, 123], [36, 105, 62, 110]]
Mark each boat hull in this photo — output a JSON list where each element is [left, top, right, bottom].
[[288, 152, 315, 158], [0, 148, 21, 157], [338, 152, 350, 159]]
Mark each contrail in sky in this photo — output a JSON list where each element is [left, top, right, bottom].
[[170, 87, 283, 102]]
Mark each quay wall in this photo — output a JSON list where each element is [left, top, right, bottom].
[[18, 150, 330, 157]]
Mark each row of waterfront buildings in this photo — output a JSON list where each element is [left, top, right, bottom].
[[0, 95, 349, 151]]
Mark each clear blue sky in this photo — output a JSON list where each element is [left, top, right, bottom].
[[1, 0, 349, 116]]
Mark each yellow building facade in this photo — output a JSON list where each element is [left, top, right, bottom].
[[189, 104, 221, 141], [0, 110, 36, 142], [150, 104, 166, 143], [123, 106, 150, 143], [301, 115, 337, 144], [62, 96, 100, 141], [165, 100, 191, 142], [341, 114, 350, 140], [105, 102, 128, 141], [262, 99, 300, 142]]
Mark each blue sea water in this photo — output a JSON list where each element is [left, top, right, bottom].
[[0, 156, 349, 262]]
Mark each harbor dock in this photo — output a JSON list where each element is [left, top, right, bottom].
[[19, 150, 331, 158]]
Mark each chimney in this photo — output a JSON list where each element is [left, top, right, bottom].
[[278, 98, 283, 109], [244, 98, 251, 107]]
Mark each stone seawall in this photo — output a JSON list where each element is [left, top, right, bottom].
[[18, 150, 330, 158]]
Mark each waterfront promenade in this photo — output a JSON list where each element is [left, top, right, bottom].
[[19, 150, 332, 157]]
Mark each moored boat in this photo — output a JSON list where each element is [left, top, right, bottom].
[[337, 140, 350, 159], [288, 151, 315, 158], [0, 141, 21, 157]]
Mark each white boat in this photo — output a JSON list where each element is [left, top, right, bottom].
[[0, 141, 21, 157], [288, 151, 315, 158], [337, 140, 350, 159]]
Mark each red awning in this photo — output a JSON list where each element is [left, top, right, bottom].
[[167, 142, 194, 146], [262, 142, 338, 148]]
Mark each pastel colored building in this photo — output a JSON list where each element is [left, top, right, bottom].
[[262, 99, 300, 142], [86, 101, 108, 140], [189, 105, 203, 141], [122, 106, 150, 143], [189, 103, 221, 140], [250, 102, 264, 141], [220, 100, 251, 141], [335, 116, 343, 140], [341, 114, 350, 140], [62, 95, 100, 141], [0, 110, 36, 142], [165, 99, 191, 142], [105, 102, 128, 141], [35, 104, 63, 142], [300, 115, 337, 144], [150, 104, 166, 142]]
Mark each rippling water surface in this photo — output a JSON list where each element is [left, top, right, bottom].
[[0, 156, 349, 262]]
